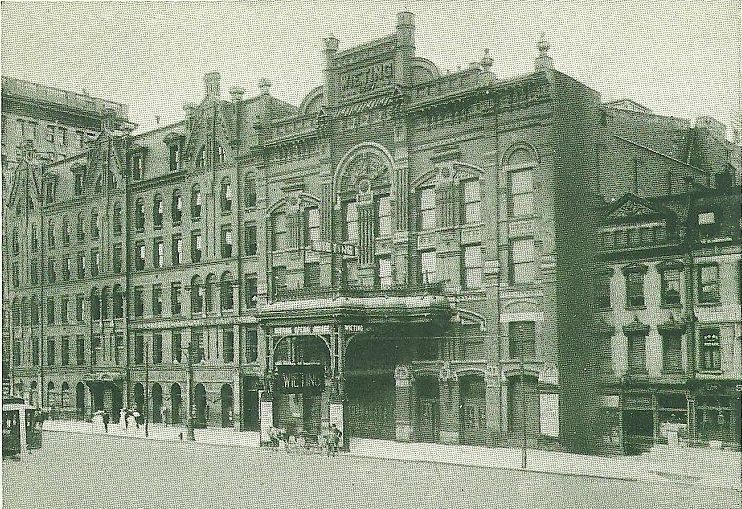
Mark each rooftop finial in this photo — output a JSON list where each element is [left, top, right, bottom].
[[537, 32, 551, 57], [258, 78, 272, 96], [480, 48, 493, 72]]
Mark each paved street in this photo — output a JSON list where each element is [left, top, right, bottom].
[[3, 432, 740, 509]]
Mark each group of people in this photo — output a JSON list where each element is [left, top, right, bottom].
[[267, 424, 343, 457], [117, 408, 143, 431]]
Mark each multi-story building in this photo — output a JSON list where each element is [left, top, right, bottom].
[[1, 76, 129, 396], [5, 12, 735, 454], [596, 183, 741, 453]]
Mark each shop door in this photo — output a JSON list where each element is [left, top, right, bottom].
[[242, 391, 259, 431], [302, 394, 322, 436], [417, 399, 439, 443], [460, 377, 487, 445]]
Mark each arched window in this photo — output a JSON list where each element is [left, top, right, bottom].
[[62, 216, 71, 245], [191, 185, 202, 220], [12, 298, 20, 326], [77, 212, 85, 241], [47, 219, 56, 247], [191, 275, 204, 314], [112, 203, 122, 236], [220, 179, 232, 212], [153, 194, 164, 227], [172, 190, 182, 224], [47, 381, 55, 408], [220, 271, 234, 311], [61, 382, 70, 408], [90, 209, 100, 239], [135, 198, 145, 231], [113, 285, 124, 318], [30, 223, 39, 251], [90, 288, 101, 321], [196, 147, 206, 169], [205, 274, 215, 313]]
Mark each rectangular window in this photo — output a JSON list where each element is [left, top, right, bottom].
[[171, 283, 182, 315], [419, 187, 436, 230], [509, 169, 534, 217], [626, 271, 645, 307], [91, 212, 100, 239], [662, 333, 683, 373], [113, 245, 122, 273], [77, 252, 86, 279], [47, 258, 56, 283], [132, 154, 143, 180], [246, 329, 259, 363], [172, 235, 182, 266], [509, 321, 536, 358], [152, 285, 163, 316], [304, 262, 320, 288], [376, 195, 392, 236], [91, 334, 101, 365], [343, 259, 358, 286], [63, 257, 71, 281], [191, 189, 202, 219], [61, 337, 70, 366], [76, 336, 85, 365], [169, 145, 180, 172], [419, 250, 437, 284], [272, 266, 287, 295], [596, 274, 612, 309], [172, 331, 182, 363], [47, 297, 55, 325], [661, 269, 682, 306], [32, 337, 39, 366], [627, 333, 647, 373], [153, 334, 163, 364], [245, 224, 257, 256], [509, 238, 535, 285], [46, 125, 55, 143], [246, 275, 258, 308], [114, 335, 123, 365], [133, 287, 144, 317], [700, 330, 721, 371], [153, 238, 164, 268], [60, 297, 69, 324], [134, 334, 144, 365], [135, 242, 145, 271], [223, 329, 234, 363], [47, 338, 55, 366], [377, 256, 393, 289], [30, 259, 39, 285], [272, 214, 286, 250], [221, 226, 233, 258], [76, 295, 84, 322], [305, 207, 320, 245], [462, 179, 481, 224], [90, 249, 100, 277], [191, 231, 203, 263], [698, 265, 720, 303], [245, 178, 257, 208], [344, 201, 358, 242], [697, 211, 719, 239], [463, 244, 483, 289]]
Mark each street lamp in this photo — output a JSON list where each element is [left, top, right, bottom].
[[520, 351, 527, 470], [185, 338, 201, 441]]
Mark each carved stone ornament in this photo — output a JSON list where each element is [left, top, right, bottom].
[[394, 365, 412, 381], [438, 362, 457, 382], [339, 150, 390, 194], [611, 199, 655, 219]]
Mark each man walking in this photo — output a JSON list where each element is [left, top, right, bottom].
[[102, 410, 110, 433], [327, 424, 342, 457]]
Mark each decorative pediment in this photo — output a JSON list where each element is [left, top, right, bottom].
[[334, 143, 394, 197], [609, 198, 656, 220], [657, 312, 686, 333], [622, 314, 650, 334], [607, 193, 672, 224]]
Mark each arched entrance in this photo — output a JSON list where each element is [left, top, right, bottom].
[[194, 383, 207, 428], [459, 374, 487, 445], [221, 384, 233, 428], [170, 384, 182, 424], [152, 384, 163, 423], [415, 375, 440, 443], [76, 382, 86, 419], [133, 383, 144, 413]]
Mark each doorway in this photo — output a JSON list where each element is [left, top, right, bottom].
[[221, 384, 233, 428], [76, 382, 86, 419], [152, 384, 162, 423], [171, 384, 182, 424], [460, 375, 487, 446], [415, 376, 440, 443], [195, 383, 207, 428]]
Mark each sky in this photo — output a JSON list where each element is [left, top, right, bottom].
[[2, 0, 740, 135]]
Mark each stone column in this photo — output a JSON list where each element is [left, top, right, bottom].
[[259, 390, 273, 444], [394, 365, 413, 441], [438, 367, 460, 445], [485, 364, 502, 446], [687, 394, 697, 445], [233, 371, 241, 431], [357, 202, 375, 285]]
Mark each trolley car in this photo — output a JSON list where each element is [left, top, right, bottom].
[[2, 396, 43, 458]]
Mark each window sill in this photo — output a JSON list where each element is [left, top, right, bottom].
[[221, 210, 233, 216], [696, 301, 721, 307], [660, 303, 682, 309], [625, 305, 647, 311], [172, 222, 182, 228], [697, 369, 723, 375], [661, 370, 686, 375]]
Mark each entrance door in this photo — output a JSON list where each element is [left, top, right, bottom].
[[242, 390, 259, 431], [623, 410, 654, 454], [194, 384, 207, 428], [302, 394, 322, 436], [417, 399, 439, 443], [76, 382, 86, 419], [221, 384, 233, 428], [151, 384, 162, 423], [460, 376, 487, 446]]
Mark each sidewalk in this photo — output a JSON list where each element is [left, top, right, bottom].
[[43, 420, 740, 491]]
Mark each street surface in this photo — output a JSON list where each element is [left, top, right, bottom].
[[3, 432, 740, 509]]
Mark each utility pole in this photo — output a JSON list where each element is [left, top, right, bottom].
[[520, 346, 527, 470]]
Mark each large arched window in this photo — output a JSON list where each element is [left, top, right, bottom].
[[112, 202, 122, 236], [172, 190, 182, 224], [220, 271, 234, 311], [191, 275, 204, 314], [101, 287, 110, 320], [153, 194, 164, 227]]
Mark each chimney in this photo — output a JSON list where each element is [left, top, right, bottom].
[[322, 34, 339, 107], [258, 78, 272, 96], [229, 86, 245, 103], [204, 72, 221, 99], [480, 49, 494, 73], [535, 32, 554, 71], [183, 102, 197, 130], [396, 11, 415, 47]]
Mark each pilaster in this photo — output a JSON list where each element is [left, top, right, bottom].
[[394, 365, 413, 441]]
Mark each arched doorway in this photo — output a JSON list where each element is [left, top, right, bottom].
[[194, 383, 207, 428], [152, 384, 163, 423], [459, 374, 487, 445], [76, 382, 86, 419], [133, 383, 144, 413], [221, 384, 233, 428], [415, 375, 440, 443], [171, 384, 182, 424]]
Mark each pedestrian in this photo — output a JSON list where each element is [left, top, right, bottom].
[[102, 410, 110, 433], [119, 408, 126, 429], [123, 409, 129, 430], [328, 424, 342, 457], [132, 409, 141, 429]]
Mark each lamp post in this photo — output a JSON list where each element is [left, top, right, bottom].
[[520, 348, 527, 470], [186, 338, 199, 441], [144, 333, 149, 438]]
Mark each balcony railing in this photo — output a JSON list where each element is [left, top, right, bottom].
[[273, 282, 446, 302]]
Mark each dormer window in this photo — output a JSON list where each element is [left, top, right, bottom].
[[169, 144, 180, 172], [132, 153, 144, 180]]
